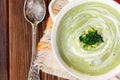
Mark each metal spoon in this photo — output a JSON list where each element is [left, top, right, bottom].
[[23, 0, 46, 80]]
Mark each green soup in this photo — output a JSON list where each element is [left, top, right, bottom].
[[56, 2, 120, 75]]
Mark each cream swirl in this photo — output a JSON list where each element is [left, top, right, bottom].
[[56, 2, 120, 75]]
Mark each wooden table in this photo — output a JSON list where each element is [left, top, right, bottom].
[[0, 0, 66, 80]]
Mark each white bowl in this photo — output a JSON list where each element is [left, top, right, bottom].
[[51, 0, 120, 80]]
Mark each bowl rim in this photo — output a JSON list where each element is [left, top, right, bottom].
[[51, 0, 120, 79]]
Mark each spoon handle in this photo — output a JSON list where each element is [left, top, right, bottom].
[[28, 24, 40, 80]]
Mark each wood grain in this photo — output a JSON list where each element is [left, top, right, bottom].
[[0, 0, 9, 80], [9, 0, 66, 80]]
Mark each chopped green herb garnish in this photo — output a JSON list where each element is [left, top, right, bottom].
[[79, 28, 104, 49]]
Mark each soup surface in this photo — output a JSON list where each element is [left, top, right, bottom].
[[56, 2, 120, 75]]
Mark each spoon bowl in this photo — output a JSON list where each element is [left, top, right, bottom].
[[24, 0, 46, 24]]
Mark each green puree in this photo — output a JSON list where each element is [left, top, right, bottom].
[[56, 1, 120, 75]]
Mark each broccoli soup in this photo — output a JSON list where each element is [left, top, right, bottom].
[[56, 2, 120, 75]]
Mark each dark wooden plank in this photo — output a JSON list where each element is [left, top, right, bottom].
[[9, 0, 32, 79], [0, 0, 9, 80], [9, 0, 66, 79]]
